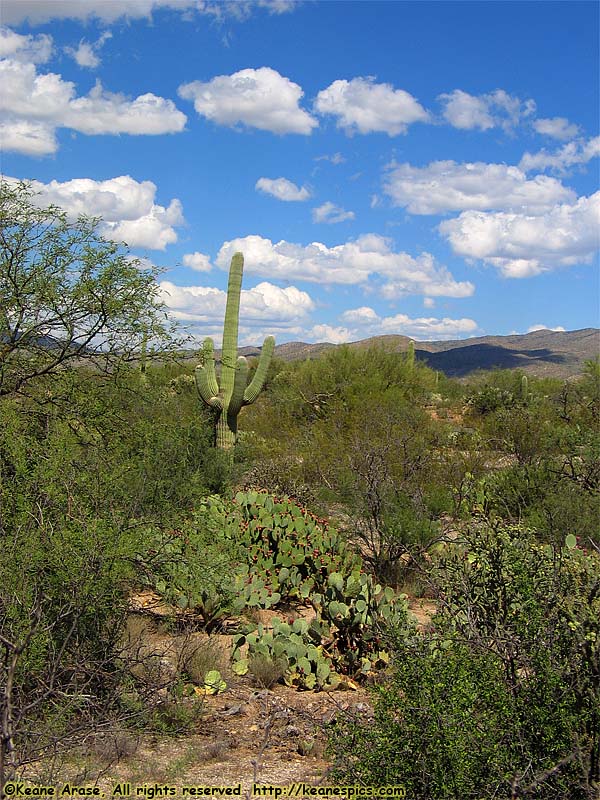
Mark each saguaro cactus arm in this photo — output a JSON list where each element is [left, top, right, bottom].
[[229, 355, 250, 416], [244, 335, 275, 405], [195, 338, 222, 409]]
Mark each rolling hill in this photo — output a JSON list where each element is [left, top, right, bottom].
[[233, 328, 599, 379]]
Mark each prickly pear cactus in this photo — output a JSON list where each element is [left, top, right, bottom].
[[195, 252, 275, 449]]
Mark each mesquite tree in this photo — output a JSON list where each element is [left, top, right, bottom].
[[0, 180, 180, 400]]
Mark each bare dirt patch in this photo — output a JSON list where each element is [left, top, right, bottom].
[[32, 681, 373, 792], [407, 598, 436, 630]]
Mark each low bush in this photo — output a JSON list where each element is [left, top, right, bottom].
[[328, 524, 600, 799]]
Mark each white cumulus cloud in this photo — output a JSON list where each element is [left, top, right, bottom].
[[315, 76, 429, 135], [533, 117, 580, 141], [255, 177, 311, 201], [338, 306, 380, 326], [519, 136, 600, 175], [0, 58, 186, 155], [439, 88, 536, 132], [9, 174, 185, 251], [183, 252, 212, 272], [308, 324, 352, 344], [439, 192, 600, 278], [0, 26, 52, 62], [216, 233, 474, 299], [312, 201, 355, 224], [158, 279, 315, 339], [0, 118, 56, 155], [65, 31, 112, 69], [178, 67, 317, 135], [339, 307, 479, 341], [63, 80, 187, 135], [383, 160, 574, 215]]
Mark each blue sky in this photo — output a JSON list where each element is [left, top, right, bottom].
[[1, 0, 598, 345]]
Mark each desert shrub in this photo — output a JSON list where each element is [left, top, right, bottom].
[[523, 479, 600, 547], [0, 362, 230, 786], [329, 524, 600, 799], [176, 636, 230, 686], [248, 653, 288, 688], [141, 496, 242, 630], [468, 463, 600, 547], [0, 509, 143, 786], [465, 385, 518, 416]]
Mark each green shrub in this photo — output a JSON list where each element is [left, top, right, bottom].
[[465, 385, 517, 415], [328, 525, 600, 799], [141, 496, 242, 630], [0, 510, 143, 784]]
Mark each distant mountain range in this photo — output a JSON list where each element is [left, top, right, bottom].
[[233, 328, 599, 379]]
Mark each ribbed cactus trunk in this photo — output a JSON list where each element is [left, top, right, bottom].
[[195, 252, 275, 451], [406, 340, 415, 369], [218, 252, 244, 450]]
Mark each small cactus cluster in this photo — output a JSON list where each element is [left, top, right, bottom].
[[233, 617, 336, 690], [229, 490, 359, 608], [317, 569, 399, 677], [195, 252, 274, 450], [229, 490, 409, 688], [146, 490, 409, 690]]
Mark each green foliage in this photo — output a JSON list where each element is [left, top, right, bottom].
[[306, 385, 442, 580], [194, 252, 274, 450], [0, 500, 143, 777], [0, 365, 229, 525], [228, 491, 410, 688], [465, 461, 600, 548], [406, 340, 415, 369], [229, 490, 360, 606], [0, 180, 180, 400], [246, 345, 433, 442], [461, 368, 600, 546], [329, 525, 600, 799], [140, 496, 242, 631], [0, 360, 230, 780], [465, 384, 519, 415]]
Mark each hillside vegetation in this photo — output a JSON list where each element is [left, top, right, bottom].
[[1, 186, 599, 798], [208, 327, 600, 380]]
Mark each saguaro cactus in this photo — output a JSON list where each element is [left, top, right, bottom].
[[406, 340, 415, 369], [195, 252, 275, 450], [520, 374, 531, 405]]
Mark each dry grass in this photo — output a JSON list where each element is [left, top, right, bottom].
[[248, 653, 288, 689]]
